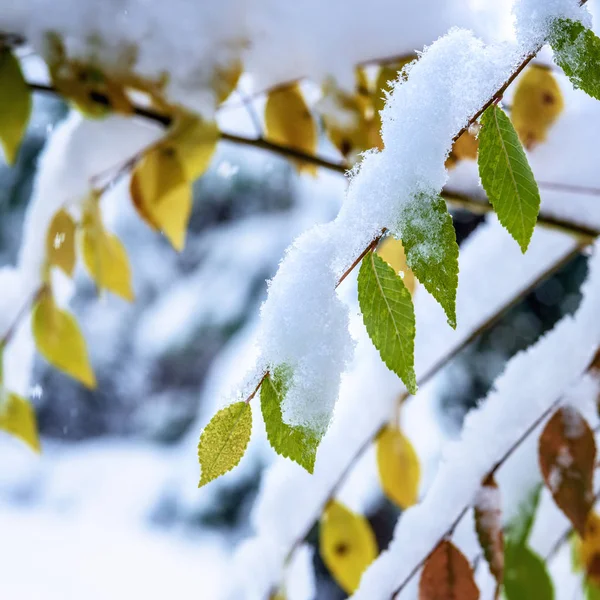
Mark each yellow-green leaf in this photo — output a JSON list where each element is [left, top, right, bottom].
[[511, 66, 564, 149], [166, 116, 219, 181], [376, 424, 420, 509], [0, 48, 32, 165], [130, 145, 192, 251], [198, 401, 252, 487], [319, 501, 377, 594], [46, 209, 77, 277], [265, 84, 318, 175], [32, 290, 96, 389], [0, 392, 40, 453]]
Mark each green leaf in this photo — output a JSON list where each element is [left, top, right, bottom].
[[261, 366, 321, 473], [358, 251, 417, 394], [0, 392, 40, 453], [0, 48, 32, 165], [399, 193, 459, 328], [505, 484, 542, 547], [198, 401, 252, 487], [504, 543, 554, 600], [478, 104, 541, 253], [586, 581, 600, 600], [549, 18, 600, 101]]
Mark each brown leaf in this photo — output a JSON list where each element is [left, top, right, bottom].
[[539, 406, 596, 535], [474, 474, 504, 597], [419, 540, 480, 600]]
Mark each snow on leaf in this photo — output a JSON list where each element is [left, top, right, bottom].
[[504, 544, 554, 600], [474, 474, 503, 595], [261, 366, 321, 474], [357, 251, 416, 394], [376, 424, 420, 509], [0, 48, 31, 165], [399, 192, 459, 328], [319, 501, 377, 594], [46, 209, 77, 277], [198, 401, 252, 487], [32, 289, 96, 389], [477, 104, 540, 253], [265, 84, 318, 175], [549, 18, 600, 102], [418, 540, 479, 600], [538, 406, 596, 535], [130, 145, 192, 251], [0, 392, 40, 453]]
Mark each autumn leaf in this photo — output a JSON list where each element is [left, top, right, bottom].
[[265, 84, 318, 175], [32, 289, 96, 389], [419, 540, 479, 600], [376, 236, 416, 294], [376, 424, 420, 509], [0, 392, 40, 453], [46, 209, 77, 277], [474, 474, 503, 595], [539, 406, 596, 535], [0, 48, 32, 165], [130, 145, 192, 251], [319, 501, 377, 594], [80, 200, 134, 301], [578, 511, 600, 587], [511, 65, 564, 149]]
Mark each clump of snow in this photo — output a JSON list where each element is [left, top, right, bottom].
[[352, 239, 600, 599], [514, 0, 591, 48], [257, 223, 353, 432]]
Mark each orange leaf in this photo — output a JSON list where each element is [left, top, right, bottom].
[[539, 406, 596, 535], [419, 540, 479, 600], [474, 474, 503, 597]]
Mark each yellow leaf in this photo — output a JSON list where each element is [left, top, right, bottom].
[[446, 130, 479, 170], [376, 424, 420, 509], [0, 48, 32, 165], [320, 78, 372, 163], [265, 84, 318, 175], [32, 289, 96, 389], [80, 228, 134, 301], [214, 59, 243, 105], [0, 392, 40, 453], [319, 500, 377, 593], [130, 145, 192, 251], [579, 512, 600, 586], [46, 209, 77, 277], [511, 65, 565, 149], [376, 237, 416, 294], [166, 116, 219, 181]]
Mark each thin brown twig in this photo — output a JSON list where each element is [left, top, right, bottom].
[[0, 284, 45, 348], [245, 372, 269, 405], [336, 229, 387, 288]]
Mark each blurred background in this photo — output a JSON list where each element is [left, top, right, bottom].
[[0, 83, 589, 599]]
